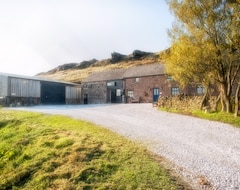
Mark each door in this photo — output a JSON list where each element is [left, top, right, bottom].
[[111, 89, 117, 103], [153, 88, 160, 102], [83, 94, 88, 104], [41, 82, 65, 104]]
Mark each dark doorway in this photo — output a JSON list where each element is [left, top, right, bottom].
[[41, 82, 65, 104], [107, 80, 123, 103], [111, 89, 117, 103], [83, 94, 88, 104]]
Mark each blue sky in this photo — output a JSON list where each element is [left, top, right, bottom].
[[0, 0, 174, 76]]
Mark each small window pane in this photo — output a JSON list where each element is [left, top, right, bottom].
[[153, 88, 159, 95], [128, 91, 134, 97], [167, 75, 173, 81], [171, 87, 179, 95], [107, 81, 116, 86], [197, 85, 205, 94], [116, 89, 121, 96]]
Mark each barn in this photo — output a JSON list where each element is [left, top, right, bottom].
[[81, 63, 204, 104], [0, 73, 81, 106], [82, 69, 125, 104]]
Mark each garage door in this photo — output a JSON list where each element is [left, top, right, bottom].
[[41, 81, 65, 104]]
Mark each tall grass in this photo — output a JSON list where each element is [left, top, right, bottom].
[[0, 110, 189, 189]]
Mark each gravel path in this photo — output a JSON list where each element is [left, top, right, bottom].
[[9, 103, 240, 189]]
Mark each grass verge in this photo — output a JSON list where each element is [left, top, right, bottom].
[[0, 110, 189, 190], [191, 110, 240, 128], [159, 108, 240, 128]]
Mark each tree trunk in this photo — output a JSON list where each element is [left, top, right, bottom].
[[213, 94, 221, 112], [221, 83, 232, 113], [234, 83, 240, 117], [220, 90, 226, 112], [225, 98, 232, 113], [200, 87, 209, 110]]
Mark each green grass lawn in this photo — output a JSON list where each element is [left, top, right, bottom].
[[0, 110, 188, 190], [191, 110, 240, 128], [160, 108, 240, 128]]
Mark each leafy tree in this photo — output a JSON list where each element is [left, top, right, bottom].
[[164, 0, 240, 113]]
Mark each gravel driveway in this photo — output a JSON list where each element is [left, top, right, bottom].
[[9, 103, 240, 190]]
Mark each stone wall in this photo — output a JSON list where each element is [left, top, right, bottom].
[[81, 81, 107, 104], [158, 95, 218, 112], [6, 97, 40, 107]]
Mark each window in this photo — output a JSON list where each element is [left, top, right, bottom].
[[153, 88, 159, 96], [197, 85, 205, 95], [171, 87, 179, 95], [167, 75, 173, 81], [135, 78, 140, 82], [107, 81, 116, 86], [116, 89, 121, 96], [128, 90, 134, 97]]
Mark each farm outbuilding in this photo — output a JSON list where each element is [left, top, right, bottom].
[[0, 73, 81, 106], [81, 63, 204, 104]]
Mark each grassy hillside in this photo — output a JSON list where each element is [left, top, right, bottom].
[[37, 50, 162, 83], [0, 110, 189, 189]]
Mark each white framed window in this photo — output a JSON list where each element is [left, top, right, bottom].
[[135, 78, 140, 82], [128, 90, 134, 98], [171, 87, 179, 95], [153, 88, 159, 96], [116, 89, 121, 96], [167, 75, 173, 81], [107, 81, 116, 86]]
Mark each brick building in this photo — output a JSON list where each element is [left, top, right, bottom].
[[81, 63, 202, 104]]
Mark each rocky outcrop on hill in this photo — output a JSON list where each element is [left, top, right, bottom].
[[46, 63, 77, 74], [38, 50, 161, 80], [110, 50, 158, 63], [45, 59, 98, 74], [110, 52, 127, 63], [75, 59, 98, 69], [132, 50, 151, 59], [43, 50, 160, 74]]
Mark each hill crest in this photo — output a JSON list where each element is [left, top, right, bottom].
[[37, 49, 163, 83]]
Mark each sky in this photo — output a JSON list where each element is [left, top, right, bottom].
[[0, 0, 174, 76]]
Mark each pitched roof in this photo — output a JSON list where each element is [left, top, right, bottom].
[[123, 63, 165, 78], [0, 72, 80, 86], [82, 63, 165, 82], [82, 68, 126, 82]]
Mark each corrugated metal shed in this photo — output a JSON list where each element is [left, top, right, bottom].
[[0, 72, 81, 106], [0, 74, 8, 98], [9, 78, 40, 97], [0, 72, 79, 85], [66, 86, 81, 99]]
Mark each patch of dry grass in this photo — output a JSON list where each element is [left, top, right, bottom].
[[37, 55, 161, 83]]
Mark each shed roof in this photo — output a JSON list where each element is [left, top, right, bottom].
[[0, 72, 80, 86], [82, 63, 165, 83]]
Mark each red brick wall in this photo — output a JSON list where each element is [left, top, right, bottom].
[[125, 75, 173, 103], [124, 75, 200, 103]]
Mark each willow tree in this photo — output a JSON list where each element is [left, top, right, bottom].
[[164, 0, 240, 113]]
